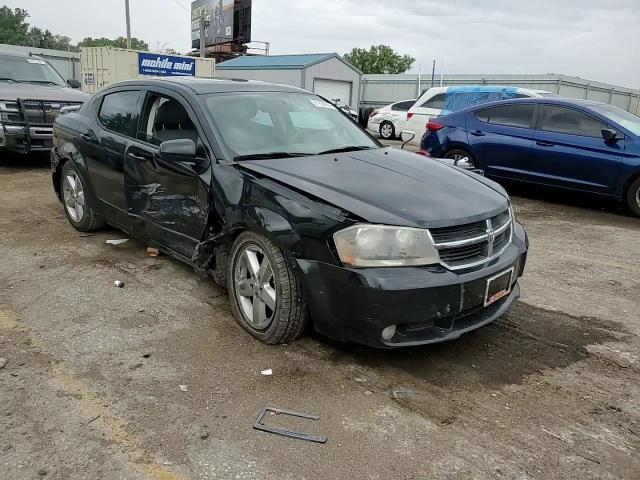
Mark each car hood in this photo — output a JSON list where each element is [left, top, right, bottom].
[[0, 82, 89, 102], [239, 148, 509, 228]]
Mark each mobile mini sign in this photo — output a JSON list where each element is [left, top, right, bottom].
[[138, 53, 196, 77]]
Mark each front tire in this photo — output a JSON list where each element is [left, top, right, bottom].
[[60, 161, 104, 232], [380, 121, 395, 140], [227, 232, 307, 345], [625, 177, 640, 217]]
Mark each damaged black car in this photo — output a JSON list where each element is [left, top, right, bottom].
[[51, 78, 528, 348]]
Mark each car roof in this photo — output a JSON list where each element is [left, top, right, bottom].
[[467, 97, 610, 109], [104, 77, 310, 95], [0, 50, 45, 60]]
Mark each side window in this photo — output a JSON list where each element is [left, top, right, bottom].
[[474, 104, 535, 128], [138, 93, 200, 146], [420, 93, 445, 110], [540, 106, 607, 137], [98, 91, 141, 136]]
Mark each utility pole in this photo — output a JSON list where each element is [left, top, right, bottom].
[[199, 16, 209, 58], [125, 0, 132, 49], [431, 59, 436, 88]]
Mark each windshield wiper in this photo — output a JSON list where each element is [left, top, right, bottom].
[[0, 78, 20, 83], [234, 152, 312, 161], [22, 80, 59, 85], [316, 146, 376, 155]]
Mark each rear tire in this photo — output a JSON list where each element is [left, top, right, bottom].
[[444, 149, 475, 167], [380, 121, 395, 140], [227, 231, 307, 345], [60, 161, 104, 232], [625, 177, 640, 217]]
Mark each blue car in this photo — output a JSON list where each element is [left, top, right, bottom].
[[421, 98, 640, 216]]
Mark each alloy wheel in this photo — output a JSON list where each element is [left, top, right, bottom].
[[381, 123, 393, 139], [233, 245, 277, 330], [62, 171, 85, 223]]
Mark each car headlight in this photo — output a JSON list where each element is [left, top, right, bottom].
[[333, 224, 440, 267]]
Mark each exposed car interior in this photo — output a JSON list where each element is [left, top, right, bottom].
[[142, 96, 200, 146]]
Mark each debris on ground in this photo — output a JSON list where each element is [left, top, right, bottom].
[[113, 280, 125, 288], [142, 353, 151, 359], [254, 406, 327, 444], [147, 247, 159, 257], [36, 468, 47, 476], [392, 389, 420, 400], [0, 358, 7, 370], [353, 377, 367, 383], [199, 430, 210, 440], [261, 369, 273, 376], [86, 415, 101, 425], [179, 385, 188, 392], [364, 390, 373, 396], [106, 239, 129, 246]]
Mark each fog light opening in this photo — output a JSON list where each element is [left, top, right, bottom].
[[381, 325, 397, 341]]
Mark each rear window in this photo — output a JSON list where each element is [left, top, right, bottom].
[[420, 94, 445, 110], [475, 104, 535, 128], [391, 100, 416, 111]]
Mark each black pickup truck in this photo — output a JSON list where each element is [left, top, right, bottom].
[[0, 50, 88, 154]]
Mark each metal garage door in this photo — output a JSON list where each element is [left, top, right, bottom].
[[314, 79, 352, 105]]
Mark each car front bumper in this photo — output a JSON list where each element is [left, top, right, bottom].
[[0, 123, 54, 153], [297, 222, 528, 348]]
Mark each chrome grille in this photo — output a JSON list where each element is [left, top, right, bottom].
[[20, 99, 84, 125], [430, 209, 513, 270]]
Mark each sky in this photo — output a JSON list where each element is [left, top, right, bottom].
[[4, 0, 639, 88]]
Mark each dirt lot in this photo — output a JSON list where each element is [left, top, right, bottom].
[[1, 152, 639, 480]]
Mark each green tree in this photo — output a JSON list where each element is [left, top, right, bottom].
[[78, 36, 149, 51], [0, 7, 76, 50], [344, 45, 415, 74], [0, 7, 30, 45]]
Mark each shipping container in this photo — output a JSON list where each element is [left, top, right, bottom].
[[80, 47, 215, 94]]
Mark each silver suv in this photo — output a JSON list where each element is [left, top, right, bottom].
[[0, 50, 88, 154]]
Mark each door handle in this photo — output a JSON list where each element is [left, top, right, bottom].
[[470, 130, 485, 137], [536, 140, 555, 147], [81, 131, 98, 143], [128, 152, 149, 161]]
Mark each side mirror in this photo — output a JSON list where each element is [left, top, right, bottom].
[[67, 79, 81, 89], [602, 128, 621, 143], [158, 139, 197, 160], [400, 130, 415, 150]]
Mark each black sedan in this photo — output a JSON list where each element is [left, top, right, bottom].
[[51, 78, 528, 348]]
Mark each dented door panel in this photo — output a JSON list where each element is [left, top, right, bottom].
[[124, 142, 212, 258]]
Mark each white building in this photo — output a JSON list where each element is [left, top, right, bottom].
[[216, 53, 362, 108]]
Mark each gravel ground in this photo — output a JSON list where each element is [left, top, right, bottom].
[[0, 151, 639, 480]]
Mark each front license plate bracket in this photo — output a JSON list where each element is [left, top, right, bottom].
[[484, 267, 515, 307]]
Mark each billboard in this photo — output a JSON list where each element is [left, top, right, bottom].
[[191, 0, 234, 48], [138, 53, 196, 77]]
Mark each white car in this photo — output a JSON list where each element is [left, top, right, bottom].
[[367, 99, 417, 139], [403, 86, 554, 145]]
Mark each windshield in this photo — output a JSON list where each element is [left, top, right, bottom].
[[590, 103, 640, 136], [0, 55, 67, 86], [202, 92, 379, 159]]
